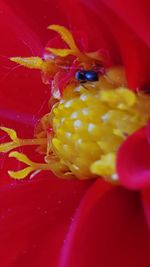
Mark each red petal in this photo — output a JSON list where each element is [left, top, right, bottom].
[[101, 0, 150, 48], [59, 182, 150, 267], [0, 173, 91, 267], [0, 1, 50, 121], [2, 0, 68, 44], [0, 1, 43, 55], [117, 127, 150, 189], [58, 0, 119, 64], [83, 0, 150, 89], [141, 189, 150, 229]]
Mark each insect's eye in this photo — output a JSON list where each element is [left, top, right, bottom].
[[85, 71, 99, 81], [75, 70, 86, 81]]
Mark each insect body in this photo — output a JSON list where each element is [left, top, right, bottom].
[[75, 70, 99, 83]]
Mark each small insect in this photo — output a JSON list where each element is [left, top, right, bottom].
[[75, 70, 99, 83]]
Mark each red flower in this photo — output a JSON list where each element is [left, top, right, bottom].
[[1, 0, 150, 267]]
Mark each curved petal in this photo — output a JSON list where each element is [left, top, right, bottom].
[[0, 173, 91, 267], [101, 0, 150, 49], [83, 0, 150, 89], [117, 127, 150, 190], [0, 1, 43, 55], [59, 182, 150, 267]]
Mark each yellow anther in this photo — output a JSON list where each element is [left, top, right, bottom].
[[0, 127, 18, 141], [47, 24, 80, 52], [0, 127, 47, 153], [8, 167, 35, 179], [10, 56, 57, 76], [0, 142, 18, 153], [8, 151, 50, 179], [10, 57, 45, 70], [9, 151, 33, 165], [8, 151, 35, 179], [0, 127, 20, 152]]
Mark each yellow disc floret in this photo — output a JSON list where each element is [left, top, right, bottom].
[[48, 76, 150, 181]]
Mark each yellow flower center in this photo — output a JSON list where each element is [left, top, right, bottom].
[[47, 69, 150, 182]]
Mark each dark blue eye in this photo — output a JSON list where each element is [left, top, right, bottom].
[[75, 70, 86, 82], [75, 70, 99, 83], [84, 71, 99, 81]]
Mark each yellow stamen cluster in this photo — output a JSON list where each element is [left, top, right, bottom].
[[48, 74, 150, 181]]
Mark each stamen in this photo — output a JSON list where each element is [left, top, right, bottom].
[[0, 127, 46, 153], [1, 127, 18, 141], [10, 56, 57, 76], [0, 127, 20, 152], [46, 24, 80, 58], [10, 57, 45, 70], [47, 24, 80, 53], [46, 24, 100, 64], [8, 151, 52, 179]]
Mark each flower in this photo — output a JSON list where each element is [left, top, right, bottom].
[[1, 0, 150, 267]]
